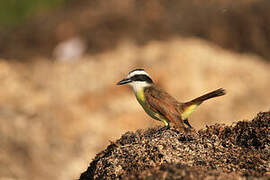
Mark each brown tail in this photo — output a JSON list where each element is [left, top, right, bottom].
[[185, 88, 226, 106]]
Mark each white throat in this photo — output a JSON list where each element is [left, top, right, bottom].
[[129, 81, 151, 93]]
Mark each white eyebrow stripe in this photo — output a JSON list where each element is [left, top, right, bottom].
[[128, 68, 145, 74], [128, 70, 150, 78]]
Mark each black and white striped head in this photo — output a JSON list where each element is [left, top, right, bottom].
[[117, 69, 153, 91]]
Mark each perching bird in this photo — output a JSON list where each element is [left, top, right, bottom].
[[117, 69, 226, 131]]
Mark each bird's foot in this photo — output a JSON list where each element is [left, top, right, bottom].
[[158, 125, 170, 132]]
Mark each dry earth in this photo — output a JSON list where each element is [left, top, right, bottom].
[[79, 111, 270, 179], [0, 38, 270, 179]]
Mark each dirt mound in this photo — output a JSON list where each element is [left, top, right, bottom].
[[1, 0, 270, 60], [126, 164, 244, 180], [79, 111, 270, 179]]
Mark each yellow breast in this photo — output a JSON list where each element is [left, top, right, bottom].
[[135, 89, 147, 110], [135, 89, 167, 122]]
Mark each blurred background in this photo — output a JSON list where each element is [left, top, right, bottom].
[[0, 0, 270, 179]]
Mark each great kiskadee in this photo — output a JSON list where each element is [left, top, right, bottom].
[[117, 69, 226, 130]]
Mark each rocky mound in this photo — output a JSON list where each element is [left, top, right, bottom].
[[79, 111, 270, 179]]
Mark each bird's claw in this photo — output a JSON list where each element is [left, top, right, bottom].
[[159, 125, 170, 132]]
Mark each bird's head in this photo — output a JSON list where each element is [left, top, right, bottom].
[[117, 69, 153, 92]]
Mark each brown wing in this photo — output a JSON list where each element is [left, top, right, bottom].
[[144, 85, 185, 128]]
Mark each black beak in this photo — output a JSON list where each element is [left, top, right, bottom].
[[117, 78, 132, 85]]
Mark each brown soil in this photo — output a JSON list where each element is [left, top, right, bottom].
[[79, 111, 270, 179]]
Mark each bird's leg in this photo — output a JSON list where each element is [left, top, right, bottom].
[[159, 124, 170, 131], [158, 120, 170, 131], [183, 119, 193, 129]]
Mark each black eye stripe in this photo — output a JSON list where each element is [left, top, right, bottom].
[[130, 75, 153, 83]]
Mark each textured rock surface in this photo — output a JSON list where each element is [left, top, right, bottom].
[[79, 111, 270, 179]]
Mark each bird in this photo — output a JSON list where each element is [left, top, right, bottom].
[[117, 69, 226, 131]]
